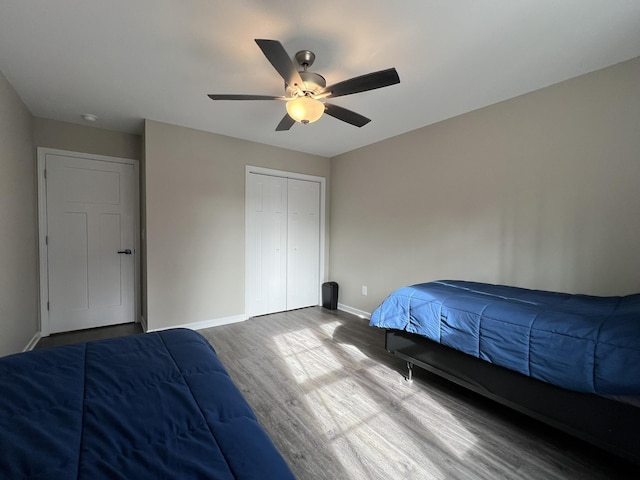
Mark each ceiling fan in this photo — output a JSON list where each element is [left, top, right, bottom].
[[208, 39, 400, 131]]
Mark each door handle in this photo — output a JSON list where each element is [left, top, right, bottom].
[[117, 249, 132, 255]]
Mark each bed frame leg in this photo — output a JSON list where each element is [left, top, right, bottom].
[[405, 362, 414, 383]]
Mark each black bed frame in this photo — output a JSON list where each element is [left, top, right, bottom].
[[385, 329, 640, 463]]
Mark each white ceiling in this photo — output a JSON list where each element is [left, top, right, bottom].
[[1, 1, 639, 158]]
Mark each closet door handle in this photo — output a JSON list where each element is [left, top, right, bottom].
[[117, 249, 132, 255]]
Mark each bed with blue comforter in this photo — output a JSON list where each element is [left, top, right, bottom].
[[371, 280, 640, 394], [370, 280, 640, 462], [0, 328, 295, 479]]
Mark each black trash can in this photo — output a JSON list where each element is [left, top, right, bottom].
[[322, 282, 339, 310]]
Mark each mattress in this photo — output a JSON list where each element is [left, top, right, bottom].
[[370, 280, 640, 395], [0, 328, 295, 479]]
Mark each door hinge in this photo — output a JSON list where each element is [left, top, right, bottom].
[[44, 169, 47, 179], [45, 235, 48, 246], [47, 301, 50, 311]]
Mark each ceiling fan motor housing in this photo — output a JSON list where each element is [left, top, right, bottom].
[[287, 71, 326, 97]]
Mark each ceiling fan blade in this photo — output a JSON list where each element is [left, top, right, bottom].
[[324, 103, 371, 127], [255, 39, 305, 92], [208, 94, 286, 101], [321, 68, 400, 98], [275, 114, 296, 131]]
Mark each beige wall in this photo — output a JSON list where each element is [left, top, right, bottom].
[[0, 70, 38, 356], [34, 117, 141, 160], [330, 57, 640, 313], [144, 120, 330, 330]]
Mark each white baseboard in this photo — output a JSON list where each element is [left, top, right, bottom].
[[23, 331, 41, 352], [337, 303, 372, 320], [146, 313, 248, 332]]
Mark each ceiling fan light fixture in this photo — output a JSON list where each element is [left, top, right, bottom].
[[286, 95, 324, 124], [208, 39, 400, 131]]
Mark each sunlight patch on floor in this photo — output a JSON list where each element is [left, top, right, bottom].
[[273, 324, 481, 477], [274, 328, 343, 382], [396, 387, 481, 457], [318, 320, 342, 336], [304, 376, 444, 479], [273, 327, 326, 355]]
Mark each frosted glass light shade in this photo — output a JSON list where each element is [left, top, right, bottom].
[[286, 96, 324, 124]]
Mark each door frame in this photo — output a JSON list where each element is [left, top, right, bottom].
[[245, 165, 326, 317], [37, 148, 141, 337]]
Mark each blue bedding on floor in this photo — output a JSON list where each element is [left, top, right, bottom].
[[0, 328, 295, 479], [370, 281, 640, 395]]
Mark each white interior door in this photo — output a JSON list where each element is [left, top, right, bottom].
[[45, 153, 136, 333], [287, 179, 320, 310]]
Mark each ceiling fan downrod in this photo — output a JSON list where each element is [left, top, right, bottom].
[[294, 50, 316, 71]]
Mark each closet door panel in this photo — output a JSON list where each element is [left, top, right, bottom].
[[247, 173, 287, 316], [287, 179, 320, 310]]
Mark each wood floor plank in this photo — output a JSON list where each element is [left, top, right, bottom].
[[201, 307, 640, 480], [35, 322, 143, 349]]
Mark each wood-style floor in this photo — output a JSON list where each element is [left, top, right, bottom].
[[35, 322, 143, 349], [34, 309, 638, 479], [199, 307, 639, 480]]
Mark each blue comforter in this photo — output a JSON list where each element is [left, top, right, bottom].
[[370, 281, 640, 395], [0, 328, 295, 479]]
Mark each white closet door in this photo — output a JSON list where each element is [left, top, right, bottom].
[[287, 179, 320, 310], [246, 173, 288, 316], [247, 172, 322, 317]]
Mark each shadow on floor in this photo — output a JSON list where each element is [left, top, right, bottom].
[[35, 322, 143, 349]]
